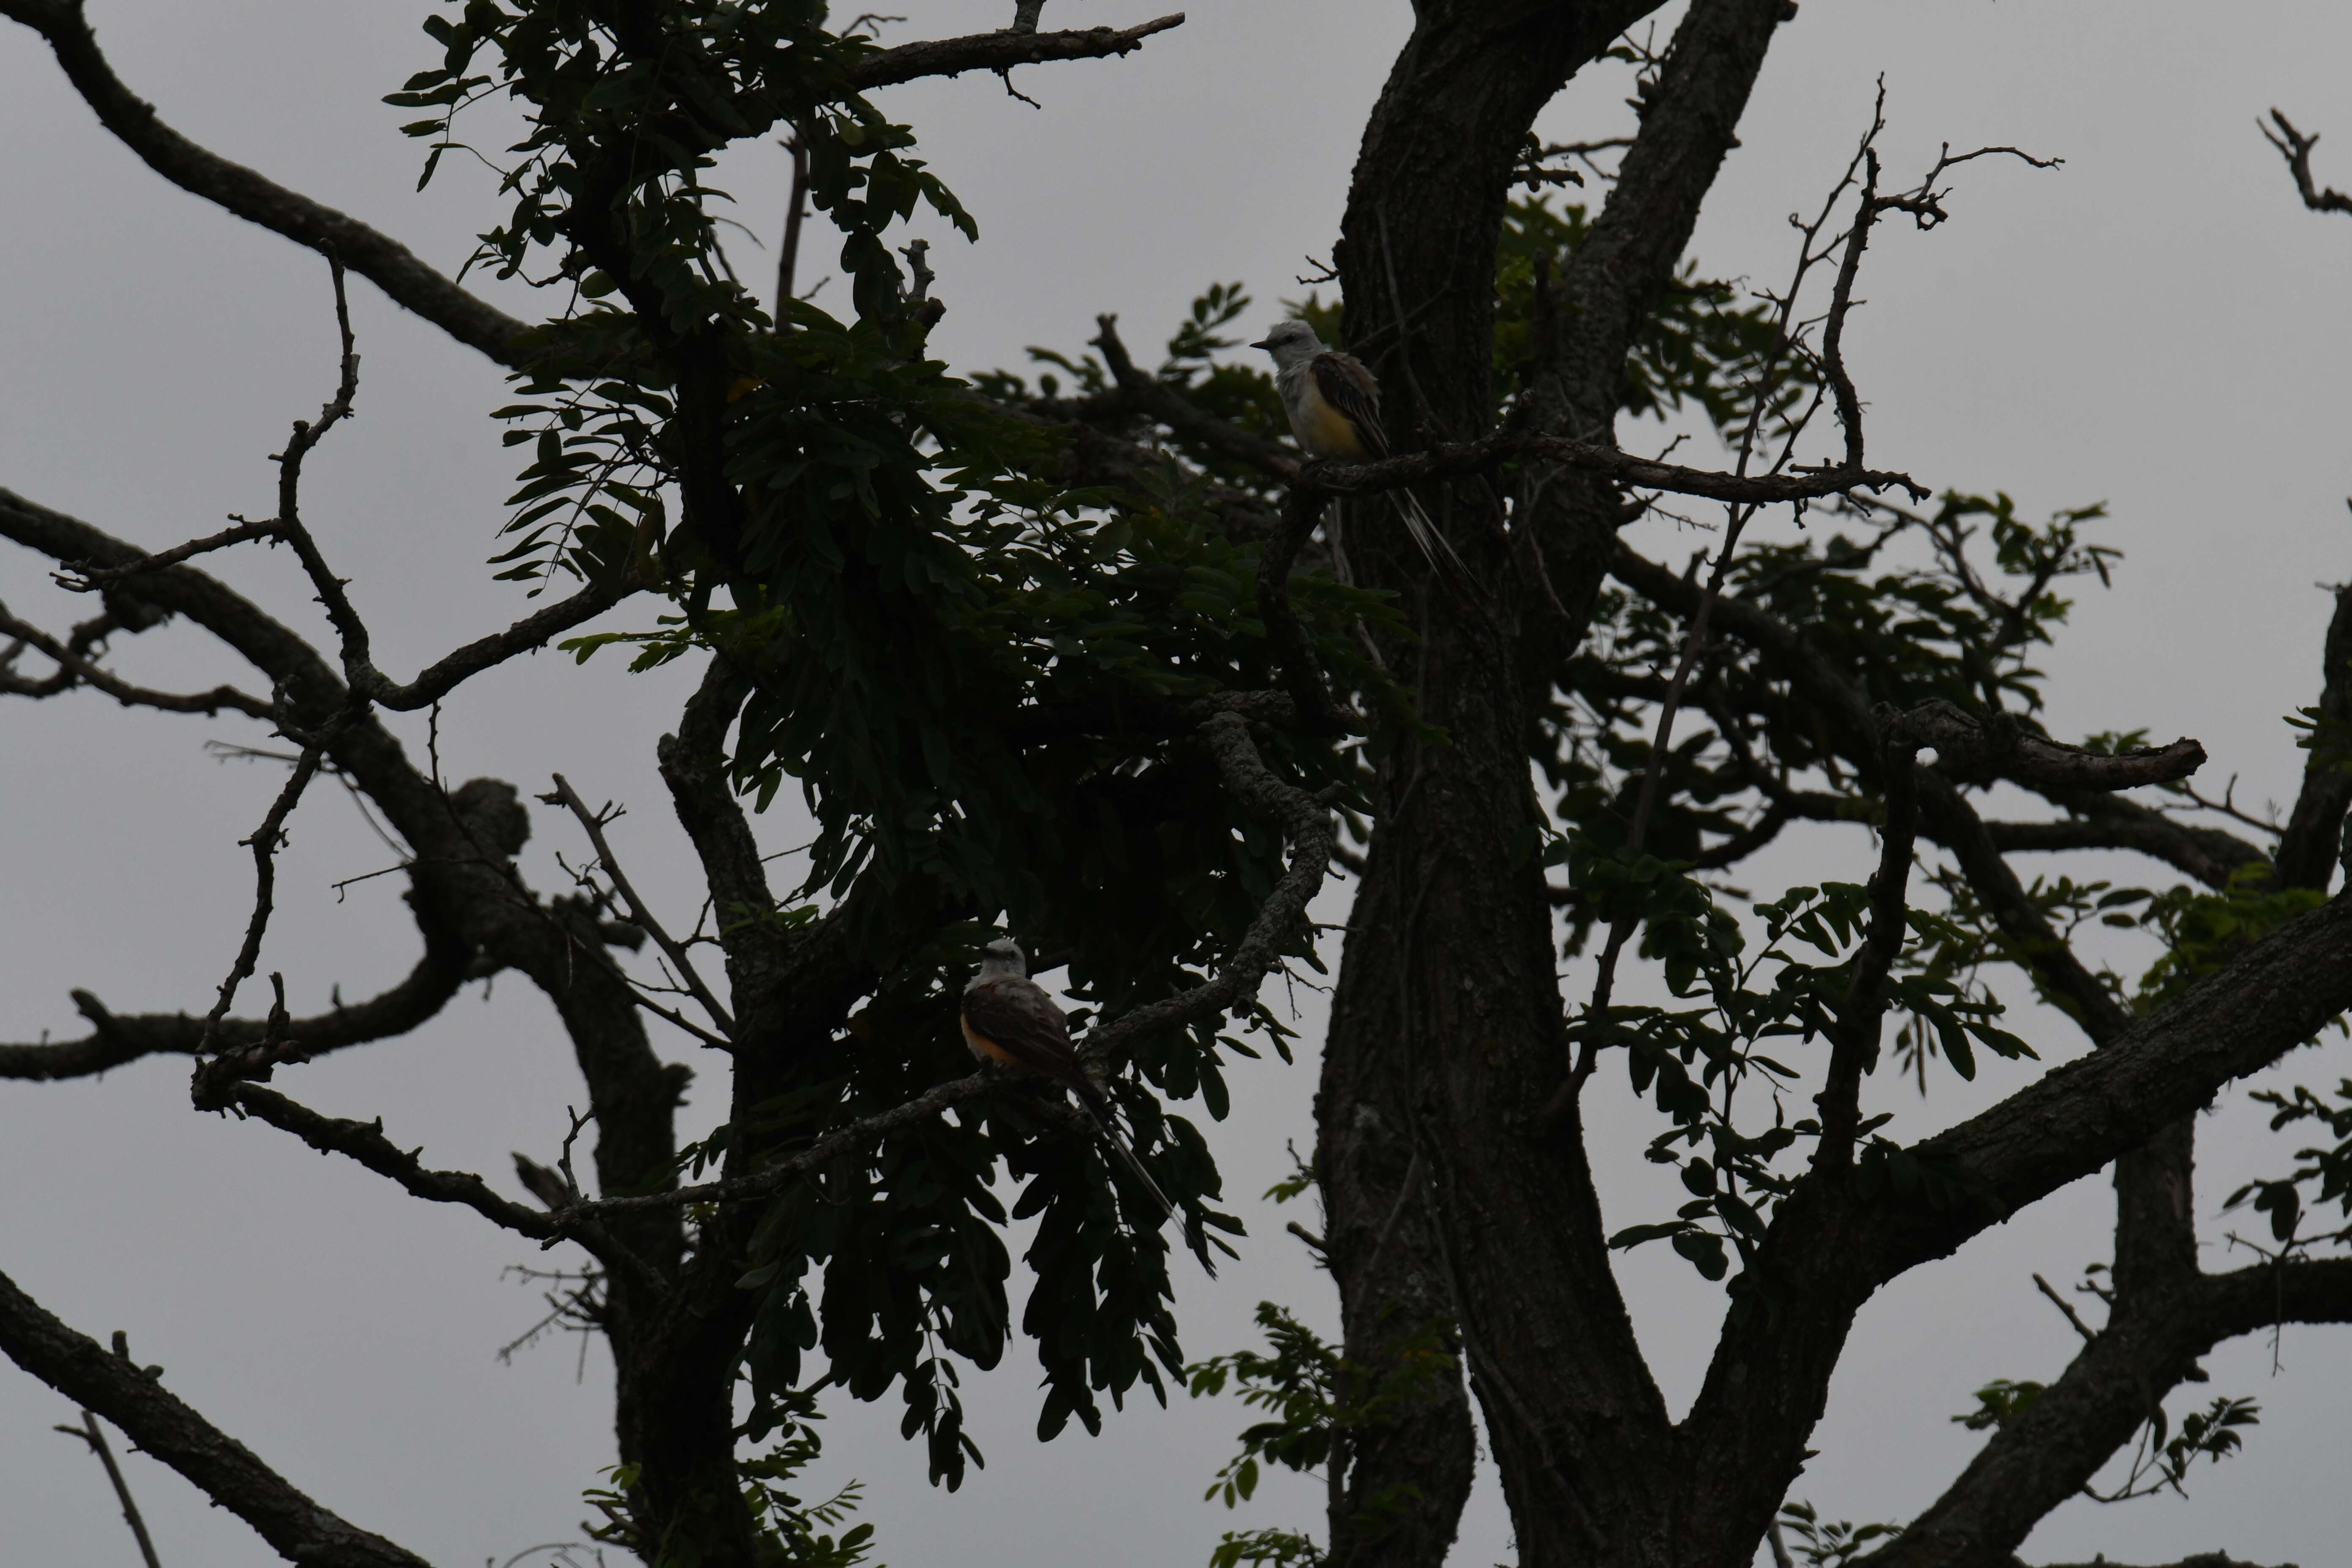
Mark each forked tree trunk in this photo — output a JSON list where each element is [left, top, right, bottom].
[[1320, 3, 1790, 1564]]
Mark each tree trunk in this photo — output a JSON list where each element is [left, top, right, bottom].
[[1320, 3, 1790, 1563]]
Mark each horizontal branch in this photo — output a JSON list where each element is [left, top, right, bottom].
[[360, 577, 636, 711], [0, 1, 530, 367], [0, 600, 272, 719], [1306, 432, 1926, 508], [0, 947, 465, 1081], [847, 13, 1185, 89], [1894, 699, 2205, 792], [215, 1082, 672, 1300], [1984, 801, 2267, 891], [1093, 314, 1297, 478], [1, 483, 632, 717], [62, 518, 281, 584], [1002, 687, 1300, 748], [0, 488, 348, 711], [216, 1083, 556, 1239], [0, 1262, 433, 1568]]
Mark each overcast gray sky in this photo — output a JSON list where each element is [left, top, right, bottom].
[[4, 3, 2352, 1565]]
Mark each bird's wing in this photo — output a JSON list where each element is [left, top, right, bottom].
[[1314, 353, 1464, 572], [1312, 352, 1391, 459], [961, 976, 1085, 1085]]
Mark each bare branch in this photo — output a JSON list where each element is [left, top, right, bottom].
[[1094, 314, 1298, 478], [846, 14, 1184, 90], [194, 721, 342, 1054], [0, 600, 272, 719], [2032, 1271, 2098, 1344], [0, 1262, 435, 1568], [55, 1410, 163, 1568], [545, 773, 737, 1040], [210, 1081, 670, 1301], [1301, 430, 1925, 509], [266, 260, 375, 683], [211, 1081, 555, 1237], [776, 131, 810, 313], [2263, 109, 2352, 218], [0, 0, 529, 365], [1895, 699, 2206, 792], [1980, 803, 2265, 891], [61, 517, 282, 585], [0, 944, 466, 1081], [364, 577, 637, 712]]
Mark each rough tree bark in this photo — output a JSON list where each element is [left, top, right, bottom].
[[1319, 3, 1791, 1565]]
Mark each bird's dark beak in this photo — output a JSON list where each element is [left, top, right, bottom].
[[1249, 336, 1274, 351]]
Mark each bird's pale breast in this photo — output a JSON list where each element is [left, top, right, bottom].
[[959, 1013, 1019, 1067], [1290, 378, 1371, 460]]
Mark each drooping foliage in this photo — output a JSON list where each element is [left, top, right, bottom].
[[385, 0, 1380, 1502]]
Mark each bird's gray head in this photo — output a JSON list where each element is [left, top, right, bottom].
[[976, 936, 1028, 981], [1249, 319, 1325, 369]]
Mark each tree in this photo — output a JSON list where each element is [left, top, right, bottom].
[[0, 3, 2347, 1568]]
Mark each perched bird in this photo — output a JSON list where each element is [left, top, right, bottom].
[[1250, 319, 1459, 570], [960, 937, 1185, 1234]]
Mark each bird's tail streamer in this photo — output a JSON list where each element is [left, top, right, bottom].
[[1075, 1089, 1217, 1279], [1391, 491, 1467, 575]]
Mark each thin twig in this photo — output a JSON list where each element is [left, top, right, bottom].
[[56, 1409, 163, 1568], [776, 131, 809, 313], [2033, 1271, 2099, 1344], [59, 517, 283, 587], [0, 603, 272, 719], [195, 723, 339, 1054], [545, 774, 736, 1039], [2262, 110, 2352, 217]]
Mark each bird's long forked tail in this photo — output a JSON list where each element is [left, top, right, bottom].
[[1076, 1091, 1220, 1279], [1391, 490, 1467, 577]]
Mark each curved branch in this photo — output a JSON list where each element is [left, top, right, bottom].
[[0, 945, 467, 1081], [1306, 433, 1923, 509], [1893, 699, 2204, 792], [1093, 314, 1297, 478], [1867, 1255, 2352, 1568], [0, 1, 530, 366], [1982, 803, 2267, 892], [217, 1083, 556, 1239], [2272, 581, 2352, 891], [2263, 109, 2352, 218], [363, 578, 638, 711], [847, 14, 1185, 90], [214, 1081, 672, 1302], [1876, 891, 2352, 1283], [0, 601, 271, 719], [0, 1263, 435, 1568]]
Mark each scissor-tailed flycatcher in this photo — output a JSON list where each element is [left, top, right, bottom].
[[1251, 320, 1459, 570], [961, 937, 1186, 1234]]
